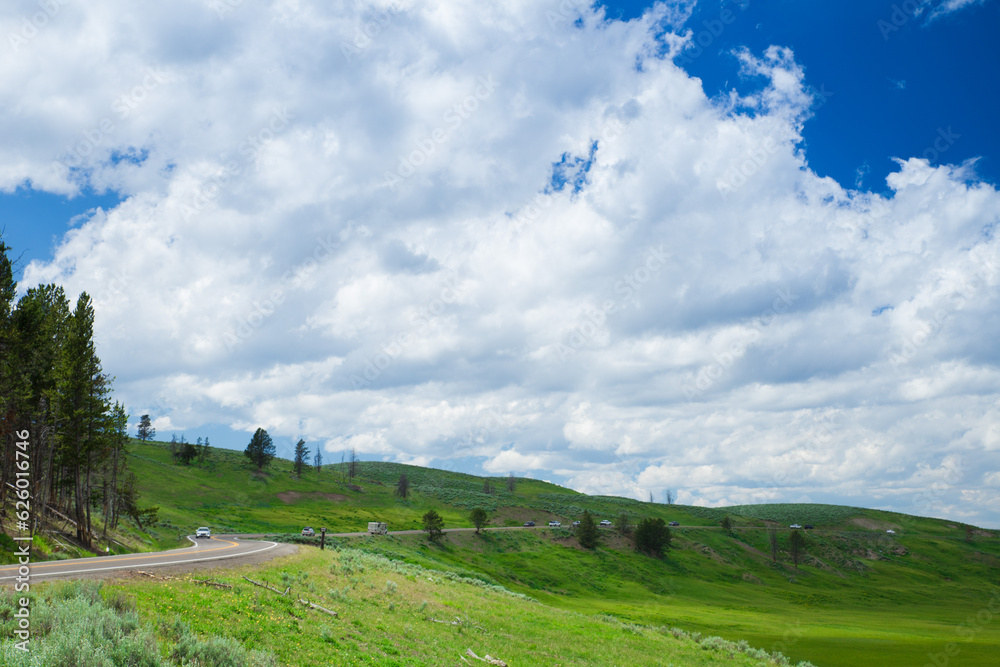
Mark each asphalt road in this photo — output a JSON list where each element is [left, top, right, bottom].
[[0, 535, 284, 582], [1, 524, 888, 584], [0, 528, 532, 583]]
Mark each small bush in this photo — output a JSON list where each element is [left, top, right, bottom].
[[172, 633, 277, 667], [0, 580, 278, 667]]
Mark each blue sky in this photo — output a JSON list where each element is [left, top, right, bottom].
[[8, 1, 998, 269], [3, 0, 999, 526]]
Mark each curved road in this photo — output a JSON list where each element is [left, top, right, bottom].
[[1, 524, 882, 583], [0, 535, 285, 582], [0, 526, 538, 582]]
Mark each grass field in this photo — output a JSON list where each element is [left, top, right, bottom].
[[8, 438, 997, 666], [102, 546, 817, 666], [345, 530, 1000, 666]]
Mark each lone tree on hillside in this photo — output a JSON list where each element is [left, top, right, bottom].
[[721, 515, 733, 533], [483, 478, 494, 495], [635, 517, 672, 557], [576, 510, 600, 550], [199, 436, 211, 464], [244, 428, 276, 471], [396, 473, 410, 499], [422, 509, 444, 542], [348, 448, 359, 479], [664, 489, 675, 505], [470, 507, 489, 533], [179, 439, 198, 465], [293, 439, 310, 477], [614, 511, 631, 535], [789, 530, 806, 568], [768, 525, 779, 563], [137, 414, 155, 442], [506, 473, 516, 493], [314, 449, 323, 475]]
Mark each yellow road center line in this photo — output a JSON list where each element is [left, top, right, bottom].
[[0, 536, 241, 572]]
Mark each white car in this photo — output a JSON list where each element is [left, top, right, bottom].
[[599, 520, 612, 526], [789, 524, 802, 529], [195, 527, 211, 538], [886, 529, 896, 534], [548, 520, 561, 527]]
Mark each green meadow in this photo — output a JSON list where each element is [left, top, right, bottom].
[[5, 439, 997, 666]]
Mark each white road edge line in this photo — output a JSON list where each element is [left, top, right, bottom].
[[0, 540, 281, 581]]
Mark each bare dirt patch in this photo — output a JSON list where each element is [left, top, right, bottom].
[[696, 544, 729, 565], [849, 517, 897, 531], [276, 491, 348, 504]]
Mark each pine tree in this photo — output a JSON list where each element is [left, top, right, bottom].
[[789, 530, 806, 568], [470, 507, 488, 533], [576, 510, 600, 549], [9, 283, 70, 525], [635, 517, 671, 557], [103, 401, 129, 535], [137, 414, 155, 441], [313, 448, 323, 475], [244, 428, 276, 471], [0, 240, 21, 516], [55, 292, 110, 546], [293, 438, 310, 477], [348, 447, 358, 479], [0, 239, 145, 546], [396, 473, 410, 499], [179, 437, 198, 464], [422, 509, 444, 541]]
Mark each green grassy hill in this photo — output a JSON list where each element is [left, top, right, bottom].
[[26, 439, 1000, 666]]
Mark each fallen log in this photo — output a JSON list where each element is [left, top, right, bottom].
[[298, 598, 338, 617], [242, 576, 289, 596], [465, 648, 508, 666]]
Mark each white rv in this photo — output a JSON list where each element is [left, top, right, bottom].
[[367, 522, 388, 535]]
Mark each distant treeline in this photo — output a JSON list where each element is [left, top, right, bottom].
[[0, 240, 148, 549]]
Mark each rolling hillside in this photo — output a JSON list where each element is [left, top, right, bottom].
[[16, 439, 999, 666]]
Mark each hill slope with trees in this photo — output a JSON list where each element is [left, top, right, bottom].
[[0, 239, 153, 557]]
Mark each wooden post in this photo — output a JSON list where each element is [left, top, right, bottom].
[[320, 527, 326, 550]]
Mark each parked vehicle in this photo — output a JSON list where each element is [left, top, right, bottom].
[[523, 521, 535, 527], [668, 521, 679, 527], [548, 520, 561, 527], [886, 529, 896, 534], [803, 525, 814, 530], [368, 521, 388, 535], [789, 524, 803, 529], [301, 527, 315, 536], [599, 520, 612, 526], [572, 521, 581, 527], [195, 527, 211, 538]]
